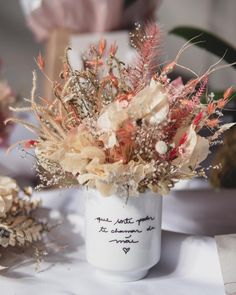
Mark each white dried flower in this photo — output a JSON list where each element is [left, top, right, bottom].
[[107, 132, 118, 148], [155, 141, 168, 154], [0, 176, 19, 218], [97, 80, 169, 131]]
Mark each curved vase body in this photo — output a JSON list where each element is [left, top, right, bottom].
[[85, 189, 162, 282]]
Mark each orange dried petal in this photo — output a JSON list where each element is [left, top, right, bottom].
[[223, 87, 233, 99], [37, 52, 45, 70], [98, 39, 106, 55], [109, 43, 118, 57], [206, 118, 220, 128], [207, 103, 215, 115], [217, 98, 227, 109]]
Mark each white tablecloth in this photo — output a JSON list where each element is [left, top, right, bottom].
[[0, 189, 225, 295]]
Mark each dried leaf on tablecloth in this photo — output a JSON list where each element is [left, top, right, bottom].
[[0, 176, 48, 253], [0, 216, 45, 248]]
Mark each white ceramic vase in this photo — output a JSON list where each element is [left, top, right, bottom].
[[85, 189, 162, 282]]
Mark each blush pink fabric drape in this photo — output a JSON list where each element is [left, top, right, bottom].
[[20, 0, 161, 41]]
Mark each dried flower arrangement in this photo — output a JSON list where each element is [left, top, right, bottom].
[[0, 176, 47, 250], [6, 23, 235, 197], [0, 79, 15, 147]]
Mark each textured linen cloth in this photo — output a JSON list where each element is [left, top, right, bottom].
[[0, 188, 225, 295], [216, 234, 236, 295]]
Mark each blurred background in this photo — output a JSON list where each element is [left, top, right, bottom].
[[1, 0, 236, 97]]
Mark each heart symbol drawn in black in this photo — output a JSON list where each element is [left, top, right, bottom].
[[122, 247, 130, 254]]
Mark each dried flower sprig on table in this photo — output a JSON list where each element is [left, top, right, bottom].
[[7, 23, 235, 196], [0, 176, 46, 249], [0, 80, 15, 147]]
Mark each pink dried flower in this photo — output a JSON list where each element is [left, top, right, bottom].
[[193, 111, 203, 126]]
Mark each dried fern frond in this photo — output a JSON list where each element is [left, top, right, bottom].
[[0, 80, 16, 147], [0, 176, 47, 249], [0, 216, 44, 248]]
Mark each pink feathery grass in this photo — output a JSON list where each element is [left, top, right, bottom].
[[192, 76, 208, 103], [130, 23, 162, 94]]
